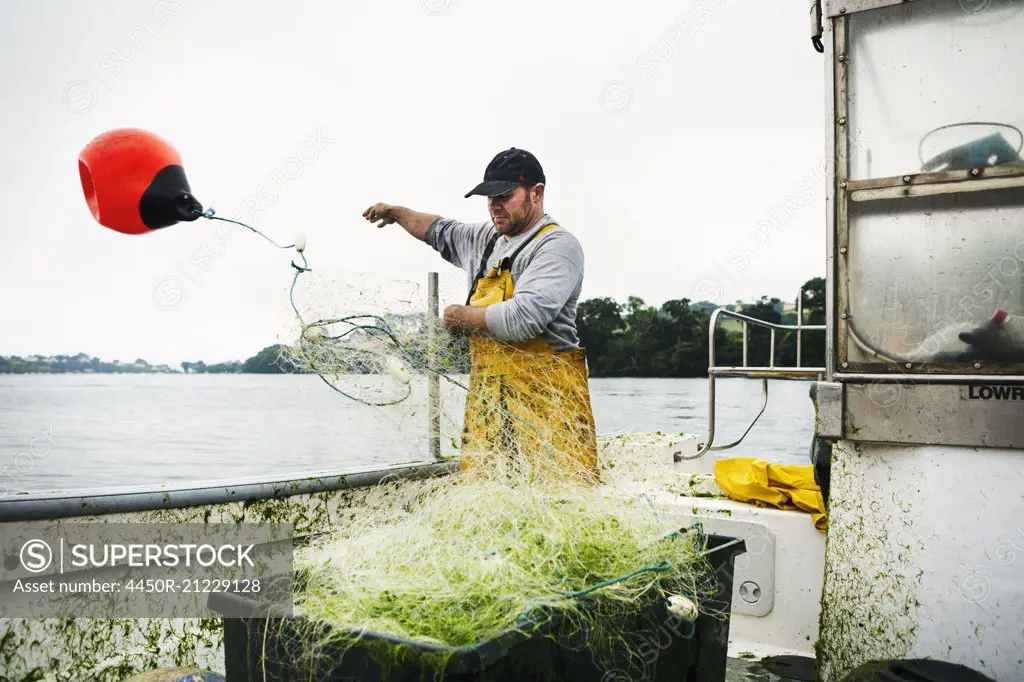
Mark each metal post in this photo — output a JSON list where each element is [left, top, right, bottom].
[[428, 272, 441, 460], [797, 289, 804, 368], [742, 321, 749, 367]]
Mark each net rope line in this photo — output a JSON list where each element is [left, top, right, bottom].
[[196, 209, 565, 465]]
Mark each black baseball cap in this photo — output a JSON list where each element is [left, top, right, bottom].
[[464, 147, 546, 198]]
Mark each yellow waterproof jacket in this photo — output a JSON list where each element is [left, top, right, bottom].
[[714, 457, 827, 531]]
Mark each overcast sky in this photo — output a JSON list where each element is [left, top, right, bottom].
[[1, 0, 829, 366]]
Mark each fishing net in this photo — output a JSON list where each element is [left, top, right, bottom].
[[255, 469, 724, 680], [277, 267, 469, 408]]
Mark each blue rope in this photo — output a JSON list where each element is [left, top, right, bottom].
[[515, 521, 703, 622], [517, 559, 674, 622], [562, 559, 673, 599], [200, 208, 295, 249]]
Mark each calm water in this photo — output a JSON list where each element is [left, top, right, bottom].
[[0, 375, 814, 495]]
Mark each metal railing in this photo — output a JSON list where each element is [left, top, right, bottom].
[[683, 299, 826, 460], [0, 461, 457, 522]]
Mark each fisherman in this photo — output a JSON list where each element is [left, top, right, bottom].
[[362, 147, 598, 484]]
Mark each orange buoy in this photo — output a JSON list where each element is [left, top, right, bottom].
[[78, 128, 203, 235]]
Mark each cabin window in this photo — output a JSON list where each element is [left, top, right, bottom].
[[846, 0, 1024, 181], [844, 186, 1024, 369]]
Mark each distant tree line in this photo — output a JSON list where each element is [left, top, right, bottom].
[[2, 277, 824, 377], [0, 354, 177, 374], [181, 360, 243, 374]]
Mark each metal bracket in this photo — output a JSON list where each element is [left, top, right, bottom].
[[813, 381, 844, 438], [824, 0, 906, 18]]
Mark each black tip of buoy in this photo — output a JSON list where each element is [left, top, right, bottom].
[[140, 164, 203, 228], [176, 193, 204, 222]]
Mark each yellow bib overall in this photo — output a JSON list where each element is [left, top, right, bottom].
[[460, 224, 599, 484]]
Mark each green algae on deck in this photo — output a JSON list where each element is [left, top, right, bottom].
[[0, 473, 440, 681], [672, 472, 729, 501], [0, 617, 224, 682]]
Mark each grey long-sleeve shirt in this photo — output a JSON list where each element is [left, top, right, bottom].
[[425, 213, 585, 351]]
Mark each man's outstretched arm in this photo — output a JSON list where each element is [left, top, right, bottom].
[[363, 203, 491, 271], [363, 202, 440, 242]]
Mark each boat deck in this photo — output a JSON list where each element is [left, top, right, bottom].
[[727, 656, 809, 681]]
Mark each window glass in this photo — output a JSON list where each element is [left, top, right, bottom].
[[847, 0, 1024, 180]]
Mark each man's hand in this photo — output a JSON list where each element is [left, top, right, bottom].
[[363, 203, 398, 228], [443, 305, 490, 336], [360, 203, 440, 242]]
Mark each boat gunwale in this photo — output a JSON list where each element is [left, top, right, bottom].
[[0, 461, 457, 522]]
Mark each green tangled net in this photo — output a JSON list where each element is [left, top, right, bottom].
[[269, 471, 723, 679]]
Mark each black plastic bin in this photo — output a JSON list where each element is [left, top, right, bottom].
[[209, 533, 745, 682]]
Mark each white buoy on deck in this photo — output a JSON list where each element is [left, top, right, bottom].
[[665, 594, 698, 621]]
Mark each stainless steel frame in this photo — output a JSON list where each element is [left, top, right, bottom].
[[834, 372, 1024, 384], [850, 177, 1024, 201], [829, 7, 1024, 378], [686, 308, 826, 460], [846, 163, 1024, 191], [844, 381, 1024, 448], [833, 13, 850, 379], [824, 0, 909, 18], [849, 165, 1024, 202], [825, 11, 838, 379]]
